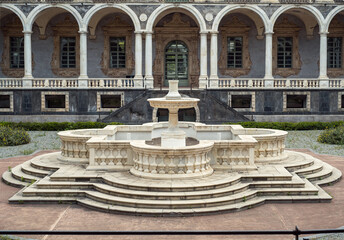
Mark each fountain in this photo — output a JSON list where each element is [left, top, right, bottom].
[[2, 81, 342, 215]]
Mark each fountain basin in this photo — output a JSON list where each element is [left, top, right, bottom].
[[130, 140, 214, 179]]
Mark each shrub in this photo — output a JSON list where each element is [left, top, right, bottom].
[[0, 122, 122, 131], [317, 125, 344, 145], [0, 126, 30, 146], [226, 121, 344, 131]]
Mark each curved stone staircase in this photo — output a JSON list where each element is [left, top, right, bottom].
[[2, 151, 342, 216]]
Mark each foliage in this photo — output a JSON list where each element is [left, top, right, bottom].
[[226, 121, 344, 131], [317, 125, 344, 145], [0, 126, 30, 146], [0, 122, 122, 131]]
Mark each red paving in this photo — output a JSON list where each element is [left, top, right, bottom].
[[0, 149, 343, 240]]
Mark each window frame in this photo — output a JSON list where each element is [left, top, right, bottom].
[[109, 37, 126, 69], [272, 17, 301, 78], [101, 16, 134, 78], [97, 91, 124, 112], [228, 91, 255, 112], [339, 92, 344, 111], [327, 18, 344, 78], [0, 92, 14, 112], [41, 91, 69, 112], [219, 16, 251, 77], [277, 37, 293, 68], [51, 16, 80, 77], [283, 91, 310, 112], [227, 36, 243, 69], [60, 36, 76, 69], [9, 36, 24, 69], [327, 37, 342, 69]]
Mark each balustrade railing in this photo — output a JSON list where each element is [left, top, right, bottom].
[[32, 78, 78, 88], [0, 79, 23, 88], [88, 78, 135, 88]]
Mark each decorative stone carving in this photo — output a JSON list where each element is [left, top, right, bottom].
[[101, 16, 135, 78], [205, 13, 213, 22], [51, 16, 80, 77], [327, 18, 344, 78], [139, 13, 147, 22], [272, 17, 302, 78], [153, 13, 200, 88], [0, 18, 34, 78], [219, 16, 252, 77]]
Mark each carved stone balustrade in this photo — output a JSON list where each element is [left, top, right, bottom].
[[130, 140, 214, 179]]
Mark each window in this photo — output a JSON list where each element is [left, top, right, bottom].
[[60, 37, 76, 68], [101, 16, 134, 77], [342, 95, 344, 109], [51, 16, 79, 77], [228, 92, 255, 112], [286, 95, 306, 108], [45, 95, 66, 109], [219, 16, 251, 77], [227, 37, 242, 68], [109, 37, 126, 68], [339, 92, 344, 110], [231, 95, 251, 108], [0, 95, 10, 109], [0, 92, 13, 112], [101, 95, 121, 109], [10, 37, 24, 69], [283, 92, 310, 112], [328, 37, 342, 68], [277, 37, 293, 68], [41, 92, 69, 112], [97, 91, 124, 111]]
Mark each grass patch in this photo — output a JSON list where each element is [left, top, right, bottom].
[[318, 125, 344, 145], [0, 126, 30, 146]]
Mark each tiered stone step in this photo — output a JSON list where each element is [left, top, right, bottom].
[[2, 151, 341, 215]]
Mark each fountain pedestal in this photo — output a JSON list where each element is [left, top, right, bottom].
[[148, 80, 199, 148]]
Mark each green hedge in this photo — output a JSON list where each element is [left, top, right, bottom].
[[226, 121, 344, 131], [0, 126, 30, 146], [0, 122, 122, 131], [318, 125, 344, 145]]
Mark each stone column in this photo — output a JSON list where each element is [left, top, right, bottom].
[[319, 32, 329, 87], [134, 31, 143, 87], [264, 31, 274, 88], [209, 31, 218, 88], [78, 30, 88, 88], [22, 30, 33, 87], [145, 31, 154, 89], [199, 32, 208, 89]]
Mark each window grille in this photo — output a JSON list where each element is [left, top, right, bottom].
[[10, 37, 24, 69], [328, 37, 342, 68], [60, 37, 76, 68], [110, 37, 126, 68], [227, 37, 243, 68], [277, 37, 293, 68]]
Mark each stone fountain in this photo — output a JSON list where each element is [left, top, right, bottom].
[[2, 81, 342, 215]]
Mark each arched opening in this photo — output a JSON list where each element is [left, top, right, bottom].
[[152, 12, 200, 88], [271, 8, 320, 78], [0, 9, 24, 78], [164, 40, 188, 87]]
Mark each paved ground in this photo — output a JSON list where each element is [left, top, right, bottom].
[[0, 149, 343, 240]]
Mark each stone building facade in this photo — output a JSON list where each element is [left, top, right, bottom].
[[0, 0, 344, 123]]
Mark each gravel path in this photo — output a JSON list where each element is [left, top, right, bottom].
[[0, 130, 343, 159]]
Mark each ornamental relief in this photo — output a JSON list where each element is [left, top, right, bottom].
[[51, 16, 80, 77], [272, 17, 302, 78], [327, 18, 344, 78], [100, 16, 135, 78], [219, 16, 252, 78], [153, 13, 200, 88], [0, 18, 34, 78]]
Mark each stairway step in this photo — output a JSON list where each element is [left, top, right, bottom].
[[2, 171, 28, 188], [11, 165, 41, 183], [305, 164, 333, 182], [21, 161, 51, 178], [295, 163, 323, 176], [315, 168, 342, 186], [93, 182, 250, 200], [22, 186, 85, 197], [30, 153, 61, 171], [85, 189, 258, 209]]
